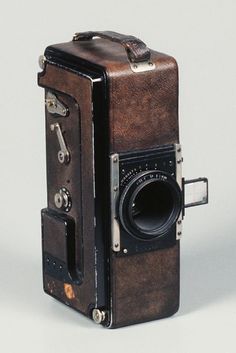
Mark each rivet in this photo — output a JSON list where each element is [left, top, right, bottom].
[[123, 249, 128, 254]]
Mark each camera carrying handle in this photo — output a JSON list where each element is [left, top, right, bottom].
[[183, 177, 208, 208], [73, 31, 151, 63]]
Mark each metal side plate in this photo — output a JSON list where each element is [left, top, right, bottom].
[[110, 153, 120, 252], [175, 144, 183, 239]]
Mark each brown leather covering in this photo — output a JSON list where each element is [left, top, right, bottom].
[[110, 243, 180, 327], [51, 39, 179, 152], [39, 35, 180, 327]]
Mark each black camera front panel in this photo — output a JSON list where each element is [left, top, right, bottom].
[[117, 145, 183, 256]]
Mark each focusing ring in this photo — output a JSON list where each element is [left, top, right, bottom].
[[119, 170, 182, 240]]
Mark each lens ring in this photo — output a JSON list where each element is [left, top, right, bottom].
[[119, 170, 182, 240]]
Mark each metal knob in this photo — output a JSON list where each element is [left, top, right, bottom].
[[38, 55, 46, 70], [92, 309, 106, 324], [54, 188, 72, 212]]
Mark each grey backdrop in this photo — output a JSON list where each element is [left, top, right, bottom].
[[0, 0, 235, 352]]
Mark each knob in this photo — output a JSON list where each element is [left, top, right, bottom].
[[92, 309, 106, 324], [54, 187, 72, 212]]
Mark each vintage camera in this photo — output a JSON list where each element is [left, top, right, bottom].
[[38, 31, 208, 328]]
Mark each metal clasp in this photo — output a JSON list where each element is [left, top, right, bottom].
[[45, 92, 68, 117]]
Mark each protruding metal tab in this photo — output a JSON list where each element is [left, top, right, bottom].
[[45, 91, 68, 117], [184, 178, 208, 208], [50, 123, 70, 164], [110, 153, 120, 252], [130, 61, 156, 73]]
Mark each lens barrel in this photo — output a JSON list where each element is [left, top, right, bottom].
[[119, 170, 182, 240]]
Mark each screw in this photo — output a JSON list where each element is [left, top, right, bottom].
[[54, 193, 63, 209], [149, 62, 153, 66], [178, 220, 182, 225], [178, 231, 182, 236], [92, 309, 106, 324], [58, 151, 65, 164], [38, 55, 46, 70], [177, 147, 181, 153], [113, 157, 118, 163], [133, 64, 138, 69], [113, 186, 118, 192], [114, 243, 119, 248]]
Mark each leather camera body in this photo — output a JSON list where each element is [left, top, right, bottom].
[[38, 31, 208, 328]]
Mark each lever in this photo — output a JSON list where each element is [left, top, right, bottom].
[[50, 123, 70, 164]]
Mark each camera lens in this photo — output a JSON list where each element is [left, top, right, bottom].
[[131, 181, 174, 232], [119, 171, 182, 240]]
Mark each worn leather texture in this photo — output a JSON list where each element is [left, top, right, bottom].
[[38, 33, 180, 327], [111, 243, 180, 327], [73, 30, 151, 63], [50, 39, 179, 153]]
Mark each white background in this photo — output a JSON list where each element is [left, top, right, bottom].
[[0, 0, 236, 352]]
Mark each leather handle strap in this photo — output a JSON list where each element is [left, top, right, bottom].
[[73, 31, 151, 63]]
